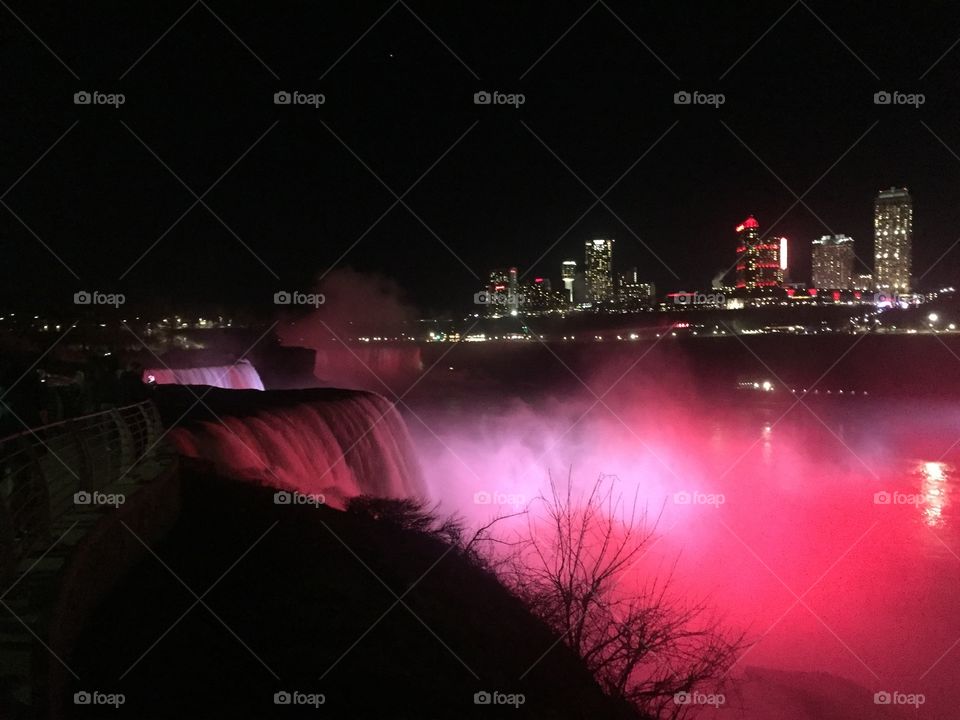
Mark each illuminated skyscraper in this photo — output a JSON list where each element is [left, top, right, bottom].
[[874, 187, 912, 293], [734, 216, 783, 289], [584, 238, 614, 303], [812, 234, 855, 289], [561, 260, 576, 303], [522, 277, 564, 313], [486, 267, 521, 316], [616, 267, 655, 309]]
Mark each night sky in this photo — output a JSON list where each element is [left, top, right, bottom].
[[3, 0, 960, 315]]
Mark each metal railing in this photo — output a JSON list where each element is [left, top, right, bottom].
[[0, 400, 164, 584]]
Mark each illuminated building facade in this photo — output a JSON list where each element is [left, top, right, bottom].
[[852, 273, 873, 291], [616, 267, 655, 309], [812, 234, 855, 289], [561, 260, 577, 303], [874, 187, 912, 293], [522, 277, 564, 313], [734, 216, 783, 289], [584, 238, 614, 303], [486, 267, 521, 316]]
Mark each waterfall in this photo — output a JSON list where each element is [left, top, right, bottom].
[[144, 359, 265, 391], [167, 388, 424, 507]]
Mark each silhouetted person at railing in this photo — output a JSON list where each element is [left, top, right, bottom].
[[89, 355, 121, 409], [119, 362, 149, 404]]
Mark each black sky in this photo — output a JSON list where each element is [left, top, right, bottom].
[[3, 0, 960, 315]]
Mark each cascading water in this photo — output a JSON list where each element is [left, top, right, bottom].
[[311, 344, 423, 391], [144, 359, 265, 391], [166, 388, 424, 508]]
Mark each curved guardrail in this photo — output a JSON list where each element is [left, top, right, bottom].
[[0, 401, 163, 585]]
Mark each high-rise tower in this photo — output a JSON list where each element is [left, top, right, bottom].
[[561, 260, 577, 303], [874, 187, 912, 294], [734, 216, 782, 289], [812, 234, 855, 289], [584, 239, 614, 303]]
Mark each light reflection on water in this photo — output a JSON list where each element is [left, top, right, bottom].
[[920, 460, 951, 528], [739, 411, 956, 532]]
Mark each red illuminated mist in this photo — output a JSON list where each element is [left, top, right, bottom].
[[277, 268, 423, 391], [404, 345, 959, 720]]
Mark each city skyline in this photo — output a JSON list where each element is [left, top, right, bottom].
[[474, 183, 927, 312]]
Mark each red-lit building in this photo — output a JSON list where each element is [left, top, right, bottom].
[[734, 216, 784, 289]]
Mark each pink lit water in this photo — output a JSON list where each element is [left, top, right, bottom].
[[409, 389, 960, 719]]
